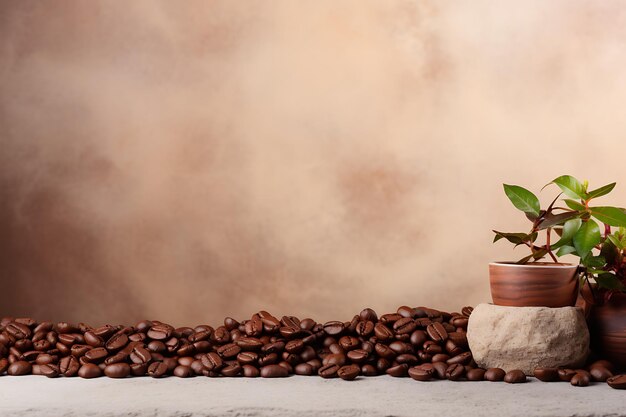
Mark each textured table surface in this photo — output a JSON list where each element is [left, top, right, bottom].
[[0, 375, 624, 417]]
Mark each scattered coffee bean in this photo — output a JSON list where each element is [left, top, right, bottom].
[[78, 363, 102, 379], [147, 361, 168, 378], [504, 370, 527, 384], [571, 372, 590, 387], [534, 367, 559, 382], [590, 366, 613, 383], [338, 364, 360, 381], [607, 374, 626, 390], [466, 368, 486, 381], [484, 368, 506, 382], [261, 364, 288, 378], [558, 368, 577, 382]]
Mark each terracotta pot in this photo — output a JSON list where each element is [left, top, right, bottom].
[[589, 293, 626, 370], [489, 262, 579, 307]]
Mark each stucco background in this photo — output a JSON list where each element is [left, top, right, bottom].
[[1, 1, 626, 325]]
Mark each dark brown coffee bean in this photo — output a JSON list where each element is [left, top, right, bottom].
[[104, 351, 128, 365], [373, 323, 394, 341], [39, 363, 59, 378], [393, 318, 417, 335], [237, 351, 258, 365], [147, 324, 173, 340], [338, 364, 360, 381], [84, 347, 108, 363], [59, 356, 80, 377], [461, 306, 473, 317], [389, 341, 411, 355], [78, 363, 102, 379], [447, 352, 472, 366], [104, 363, 130, 378], [379, 313, 402, 325], [236, 337, 264, 351], [147, 340, 167, 353], [6, 323, 31, 340], [35, 353, 57, 365], [201, 352, 224, 370], [451, 316, 469, 329], [147, 361, 168, 378], [426, 322, 448, 343], [590, 366, 613, 382], [355, 321, 374, 337], [338, 336, 360, 351], [295, 363, 313, 375], [558, 368, 577, 382], [361, 364, 377, 376], [262, 341, 285, 354], [408, 364, 434, 381], [431, 353, 450, 363], [359, 308, 378, 322], [504, 369, 527, 384], [216, 343, 241, 358], [221, 362, 242, 377], [445, 363, 465, 381], [432, 361, 448, 379], [323, 321, 344, 336], [83, 331, 104, 347], [533, 367, 559, 382], [130, 363, 148, 376], [484, 368, 506, 381], [243, 364, 259, 377], [172, 365, 193, 378], [410, 330, 428, 346], [318, 363, 340, 378], [259, 364, 288, 378], [105, 332, 129, 351], [386, 363, 409, 377], [571, 372, 590, 387], [346, 349, 369, 363], [374, 343, 395, 360], [8, 360, 31, 376], [466, 368, 485, 381], [607, 374, 626, 389]]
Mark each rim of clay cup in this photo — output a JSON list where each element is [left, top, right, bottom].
[[489, 261, 578, 268]]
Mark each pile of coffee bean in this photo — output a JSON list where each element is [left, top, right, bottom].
[[0, 307, 623, 389]]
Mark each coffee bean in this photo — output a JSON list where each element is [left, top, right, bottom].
[[59, 356, 80, 377], [323, 321, 344, 336], [432, 362, 448, 379], [484, 368, 506, 381], [216, 343, 241, 358], [589, 359, 614, 372], [359, 308, 378, 322], [447, 352, 472, 366], [78, 363, 102, 379], [409, 364, 434, 381], [324, 353, 346, 367], [130, 363, 148, 376], [8, 361, 31, 376], [147, 324, 173, 341], [355, 321, 374, 337], [338, 364, 360, 381], [6, 323, 31, 340], [461, 306, 473, 317], [295, 363, 313, 375], [338, 336, 360, 351], [558, 368, 577, 382], [173, 365, 193, 378], [83, 331, 104, 347], [221, 362, 242, 377], [445, 363, 465, 381], [386, 364, 409, 377], [466, 368, 485, 381], [347, 349, 369, 363], [393, 318, 417, 335], [84, 347, 108, 363], [147, 361, 168, 378], [236, 337, 264, 351], [534, 367, 559, 382], [104, 363, 130, 378], [426, 322, 448, 343], [607, 374, 626, 389], [589, 366, 613, 382], [260, 364, 288, 378], [504, 369, 527, 384], [379, 313, 402, 325], [243, 364, 260, 377], [105, 332, 129, 351], [318, 363, 340, 378], [0, 357, 10, 374], [39, 364, 59, 378], [571, 372, 590, 387], [361, 364, 377, 376]]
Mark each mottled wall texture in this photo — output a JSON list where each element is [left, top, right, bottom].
[[1, 1, 626, 325]]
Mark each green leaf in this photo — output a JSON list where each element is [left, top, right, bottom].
[[551, 218, 582, 249], [555, 245, 576, 256], [587, 183, 616, 200], [503, 184, 541, 217], [600, 239, 619, 265], [531, 248, 548, 260], [537, 211, 579, 230], [607, 234, 624, 250], [573, 219, 601, 259], [582, 254, 606, 268], [595, 273, 626, 291], [516, 254, 534, 264], [493, 231, 529, 244], [564, 199, 586, 211], [549, 175, 586, 199], [589, 206, 626, 227]]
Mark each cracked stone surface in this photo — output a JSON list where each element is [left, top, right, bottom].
[[0, 375, 623, 417]]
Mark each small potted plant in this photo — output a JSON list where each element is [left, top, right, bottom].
[[491, 175, 626, 308]]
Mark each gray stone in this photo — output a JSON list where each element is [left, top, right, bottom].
[[467, 303, 589, 375]]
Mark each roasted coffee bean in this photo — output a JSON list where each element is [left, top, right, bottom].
[[84, 347, 108, 363], [410, 330, 427, 346], [8, 361, 31, 376], [445, 363, 465, 381], [432, 362, 448, 379], [104, 351, 128, 365], [431, 353, 450, 363], [374, 343, 395, 360], [447, 352, 472, 366], [35, 353, 57, 365], [237, 351, 258, 365], [295, 363, 313, 375], [338, 364, 360, 381], [590, 366, 613, 382], [324, 353, 346, 367], [408, 364, 434, 381], [504, 369, 527, 384], [200, 352, 223, 370], [258, 353, 279, 366], [386, 363, 409, 377], [39, 363, 59, 378], [318, 363, 340, 378], [78, 363, 102, 379], [262, 341, 285, 354], [236, 337, 263, 351], [466, 368, 485, 381], [323, 321, 344, 336], [461, 306, 473, 317], [147, 324, 173, 341], [389, 341, 411, 355], [59, 356, 80, 377], [104, 363, 130, 378], [607, 374, 626, 389], [147, 340, 167, 353], [361, 364, 377, 376], [558, 368, 577, 382], [6, 323, 31, 340], [83, 331, 104, 347], [451, 316, 469, 329], [242, 364, 259, 377], [172, 365, 193, 378], [359, 308, 378, 322], [571, 372, 590, 387], [221, 362, 242, 377], [355, 321, 374, 337], [347, 349, 369, 363], [147, 361, 168, 378], [393, 318, 417, 335], [130, 363, 148, 376], [423, 342, 442, 354], [216, 343, 241, 358], [338, 336, 360, 351], [373, 323, 394, 341], [379, 313, 402, 325], [534, 367, 559, 382], [426, 322, 448, 343], [259, 364, 288, 378], [485, 368, 506, 382], [105, 332, 129, 351]]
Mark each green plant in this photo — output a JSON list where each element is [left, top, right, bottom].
[[493, 175, 626, 299]]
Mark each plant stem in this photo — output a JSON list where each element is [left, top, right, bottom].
[[546, 228, 558, 262]]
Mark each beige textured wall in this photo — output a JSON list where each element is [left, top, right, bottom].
[[1, 1, 626, 326]]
